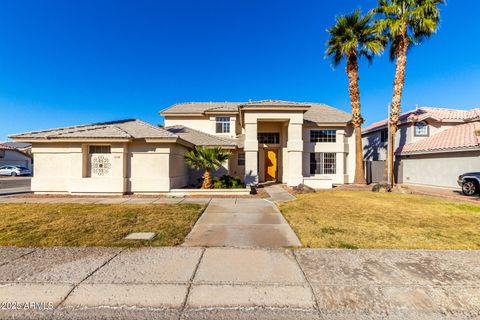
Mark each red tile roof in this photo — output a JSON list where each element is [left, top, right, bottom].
[[397, 121, 480, 155], [0, 143, 17, 151], [363, 107, 480, 134]]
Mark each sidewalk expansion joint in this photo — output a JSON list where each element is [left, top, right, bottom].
[[0, 248, 36, 268], [178, 247, 206, 320], [55, 247, 125, 309], [292, 249, 321, 315]]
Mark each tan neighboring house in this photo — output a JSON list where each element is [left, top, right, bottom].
[[362, 106, 480, 188], [10, 100, 355, 194], [0, 143, 32, 170]]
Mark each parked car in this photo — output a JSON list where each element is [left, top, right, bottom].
[[0, 165, 32, 176], [458, 172, 480, 196]]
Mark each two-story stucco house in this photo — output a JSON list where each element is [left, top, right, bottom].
[[10, 100, 355, 194], [362, 106, 480, 188]]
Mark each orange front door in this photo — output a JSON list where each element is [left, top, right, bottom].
[[265, 149, 278, 181]]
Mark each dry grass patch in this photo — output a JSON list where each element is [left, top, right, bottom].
[[280, 190, 480, 250], [0, 203, 204, 247]]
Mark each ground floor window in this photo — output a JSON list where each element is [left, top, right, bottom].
[[237, 152, 245, 166], [310, 152, 336, 175], [87, 145, 112, 177]]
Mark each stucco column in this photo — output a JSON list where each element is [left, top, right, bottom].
[[287, 121, 304, 186], [244, 121, 258, 186]]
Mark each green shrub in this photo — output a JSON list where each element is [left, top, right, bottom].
[[212, 175, 245, 189]]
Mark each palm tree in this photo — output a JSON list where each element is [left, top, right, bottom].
[[184, 146, 230, 189], [375, 0, 444, 185], [326, 9, 385, 184]]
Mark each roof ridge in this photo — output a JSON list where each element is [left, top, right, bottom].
[[133, 119, 177, 137]]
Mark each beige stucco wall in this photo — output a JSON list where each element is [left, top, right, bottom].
[[0, 150, 32, 170], [164, 114, 239, 137], [31, 141, 191, 194], [400, 150, 480, 188], [31, 142, 127, 194]]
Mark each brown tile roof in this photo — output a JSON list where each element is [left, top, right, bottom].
[[303, 103, 352, 124], [397, 121, 480, 155], [166, 125, 237, 148], [9, 119, 177, 140], [161, 101, 352, 124], [160, 102, 241, 115], [363, 107, 480, 134]]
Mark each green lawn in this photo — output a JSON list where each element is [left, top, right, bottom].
[[280, 190, 480, 250], [0, 203, 204, 247]]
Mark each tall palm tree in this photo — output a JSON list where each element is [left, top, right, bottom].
[[326, 10, 385, 184], [184, 146, 230, 189], [375, 0, 443, 185]]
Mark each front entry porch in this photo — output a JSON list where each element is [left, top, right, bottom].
[[242, 109, 305, 187]]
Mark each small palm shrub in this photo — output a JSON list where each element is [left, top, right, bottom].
[[184, 147, 230, 189], [213, 175, 245, 189]]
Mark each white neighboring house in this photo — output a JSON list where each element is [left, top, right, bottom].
[[0, 143, 32, 170], [362, 106, 480, 188], [10, 100, 356, 194]]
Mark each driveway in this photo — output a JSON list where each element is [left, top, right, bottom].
[[0, 247, 478, 319], [0, 176, 31, 195], [182, 198, 301, 247]]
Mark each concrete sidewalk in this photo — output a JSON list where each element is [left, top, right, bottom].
[[0, 196, 211, 205], [0, 247, 479, 319]]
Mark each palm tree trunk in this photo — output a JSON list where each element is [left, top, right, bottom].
[[202, 170, 212, 189], [346, 54, 366, 184], [386, 33, 408, 186]]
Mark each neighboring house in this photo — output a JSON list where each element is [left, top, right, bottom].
[[0, 143, 32, 170], [362, 107, 480, 188], [10, 100, 355, 194], [2, 142, 32, 156]]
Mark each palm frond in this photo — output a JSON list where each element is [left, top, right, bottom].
[[325, 9, 385, 68]]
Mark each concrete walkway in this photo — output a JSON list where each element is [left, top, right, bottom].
[[0, 247, 479, 319], [265, 184, 296, 203], [0, 196, 211, 205], [183, 198, 301, 247]]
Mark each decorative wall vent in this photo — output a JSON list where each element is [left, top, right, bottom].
[[91, 155, 111, 176]]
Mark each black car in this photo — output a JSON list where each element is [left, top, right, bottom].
[[458, 172, 480, 196]]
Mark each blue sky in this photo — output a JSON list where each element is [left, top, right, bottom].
[[0, 0, 479, 140]]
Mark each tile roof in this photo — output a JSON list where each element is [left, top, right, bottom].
[[363, 107, 480, 134], [160, 101, 352, 124], [161, 102, 241, 115], [240, 99, 310, 107], [304, 103, 352, 124], [166, 125, 237, 148], [2, 142, 31, 149], [397, 121, 480, 155], [0, 143, 17, 151], [9, 119, 177, 140]]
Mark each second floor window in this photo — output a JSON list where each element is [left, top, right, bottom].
[[310, 130, 336, 143], [215, 117, 230, 133], [380, 129, 388, 143], [414, 122, 429, 136]]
